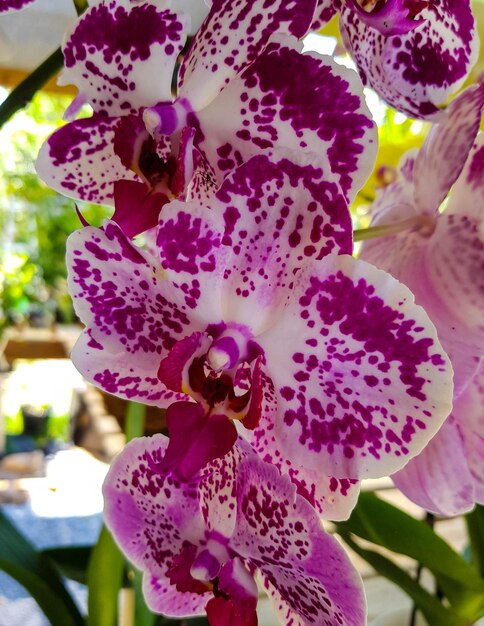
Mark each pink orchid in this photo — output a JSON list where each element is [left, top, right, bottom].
[[313, 0, 479, 119], [103, 433, 367, 625], [360, 82, 484, 515], [36, 0, 377, 237], [67, 150, 453, 502]]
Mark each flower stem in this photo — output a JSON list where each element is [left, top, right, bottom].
[[0, 47, 64, 129], [353, 215, 434, 242]]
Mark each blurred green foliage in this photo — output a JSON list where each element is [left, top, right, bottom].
[[0, 91, 109, 328]]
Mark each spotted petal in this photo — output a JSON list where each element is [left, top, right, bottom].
[[311, 0, 338, 31], [0, 0, 35, 13], [257, 254, 453, 480], [455, 364, 484, 504], [198, 439, 253, 539], [340, 0, 479, 119], [413, 83, 484, 214], [156, 201, 227, 323], [421, 214, 484, 375], [206, 150, 352, 332], [67, 221, 200, 406], [195, 35, 377, 203], [392, 417, 475, 516], [103, 434, 210, 616], [242, 373, 360, 520], [36, 116, 137, 205], [232, 457, 366, 626], [178, 0, 318, 110], [447, 134, 484, 221], [61, 0, 187, 115], [393, 363, 484, 514]]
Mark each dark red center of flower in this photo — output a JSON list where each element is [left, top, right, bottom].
[[188, 356, 253, 414]]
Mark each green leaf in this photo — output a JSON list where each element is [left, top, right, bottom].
[[87, 525, 124, 626], [0, 510, 84, 626], [125, 402, 147, 442], [42, 545, 92, 584], [466, 505, 484, 578], [337, 493, 484, 615], [340, 532, 467, 626], [132, 568, 156, 626]]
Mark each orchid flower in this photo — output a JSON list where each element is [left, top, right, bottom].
[[68, 150, 453, 501], [36, 0, 377, 238], [103, 433, 367, 625], [313, 0, 479, 119], [359, 82, 484, 515]]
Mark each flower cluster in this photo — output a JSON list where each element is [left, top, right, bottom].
[[32, 0, 482, 623], [360, 82, 484, 516]]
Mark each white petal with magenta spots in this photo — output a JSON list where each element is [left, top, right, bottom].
[[61, 0, 187, 115], [258, 254, 453, 479], [207, 150, 352, 334], [196, 35, 377, 204], [232, 457, 366, 626], [103, 434, 209, 616], [340, 0, 479, 119], [67, 221, 199, 406], [178, 0, 318, 110], [36, 116, 136, 205]]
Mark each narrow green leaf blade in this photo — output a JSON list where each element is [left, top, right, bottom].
[[87, 525, 124, 626], [466, 504, 484, 578], [337, 493, 484, 598], [0, 511, 84, 626], [133, 568, 156, 626], [42, 545, 92, 584], [340, 533, 466, 626]]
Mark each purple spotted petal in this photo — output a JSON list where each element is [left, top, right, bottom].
[[156, 200, 227, 321], [195, 35, 377, 203], [311, 0, 339, 31], [392, 417, 475, 516], [231, 457, 366, 626], [447, 134, 484, 220], [67, 221, 201, 406], [394, 363, 484, 514], [257, 254, 453, 480], [103, 434, 210, 616], [206, 150, 352, 332], [455, 364, 484, 504], [413, 83, 484, 214], [198, 439, 253, 539], [340, 0, 479, 119], [422, 213, 484, 368], [36, 116, 137, 205], [241, 373, 360, 520], [60, 0, 187, 115], [0, 0, 35, 13], [364, 211, 484, 396], [178, 0, 318, 110]]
